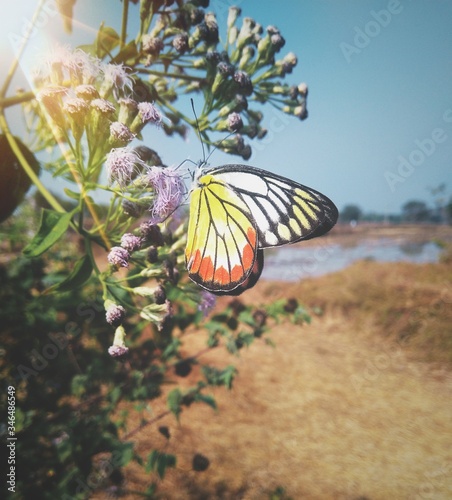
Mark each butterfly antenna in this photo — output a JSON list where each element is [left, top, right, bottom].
[[191, 99, 206, 166], [190, 99, 235, 166]]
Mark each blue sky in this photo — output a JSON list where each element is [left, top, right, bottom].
[[1, 0, 451, 214]]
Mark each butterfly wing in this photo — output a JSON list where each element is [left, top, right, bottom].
[[212, 249, 264, 296], [204, 165, 338, 248], [185, 172, 259, 294]]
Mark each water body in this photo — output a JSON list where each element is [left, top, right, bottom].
[[261, 239, 443, 282]]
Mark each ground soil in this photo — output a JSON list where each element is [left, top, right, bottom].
[[99, 224, 452, 500]]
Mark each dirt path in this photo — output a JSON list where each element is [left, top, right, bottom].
[[122, 308, 452, 499], [118, 237, 452, 499]]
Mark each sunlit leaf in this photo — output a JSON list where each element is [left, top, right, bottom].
[[23, 209, 73, 257], [96, 25, 120, 58]]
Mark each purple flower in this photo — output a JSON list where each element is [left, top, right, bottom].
[[109, 122, 135, 144], [101, 63, 134, 98], [72, 49, 101, 84], [106, 147, 144, 187], [107, 246, 130, 268], [108, 344, 129, 357], [198, 291, 217, 317], [106, 304, 126, 326], [270, 33, 285, 51], [233, 70, 253, 96], [146, 167, 185, 223], [172, 33, 189, 54], [142, 35, 164, 55], [227, 112, 243, 131], [137, 102, 162, 125], [120, 233, 142, 252], [108, 323, 129, 358]]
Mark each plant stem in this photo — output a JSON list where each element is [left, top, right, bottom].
[[120, 0, 129, 48], [0, 91, 36, 109], [0, 0, 46, 99]]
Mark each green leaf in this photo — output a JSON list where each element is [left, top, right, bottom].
[[23, 209, 72, 257], [202, 365, 237, 389], [167, 388, 182, 419], [112, 40, 139, 64], [71, 374, 88, 397], [161, 338, 181, 361], [293, 306, 312, 324], [44, 255, 93, 294], [112, 442, 135, 467], [64, 188, 81, 200], [194, 393, 217, 411], [146, 450, 176, 479], [96, 25, 120, 58]]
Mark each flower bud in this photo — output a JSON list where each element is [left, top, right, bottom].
[[238, 46, 255, 70], [120, 233, 143, 252], [298, 82, 308, 96], [108, 325, 129, 358], [172, 33, 189, 54], [142, 35, 164, 56], [233, 70, 253, 96], [122, 199, 145, 218], [109, 122, 135, 146], [236, 17, 255, 50], [63, 98, 89, 142], [117, 98, 138, 127], [36, 86, 68, 126], [108, 246, 130, 268], [228, 26, 238, 45], [130, 102, 163, 133], [227, 6, 241, 30], [75, 84, 99, 101], [227, 112, 243, 131], [106, 303, 126, 327]]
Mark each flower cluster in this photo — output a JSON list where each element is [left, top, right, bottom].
[[128, 3, 308, 159], [27, 1, 310, 356], [34, 45, 163, 162]]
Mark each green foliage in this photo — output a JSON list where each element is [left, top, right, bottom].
[[146, 450, 176, 479], [0, 0, 314, 496], [23, 209, 74, 257]]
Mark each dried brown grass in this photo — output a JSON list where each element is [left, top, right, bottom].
[[98, 225, 452, 499]]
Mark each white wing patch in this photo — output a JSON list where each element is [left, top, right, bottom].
[[202, 164, 338, 249]]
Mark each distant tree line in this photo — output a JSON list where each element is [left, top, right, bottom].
[[340, 198, 452, 224]]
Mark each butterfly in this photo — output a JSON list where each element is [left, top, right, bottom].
[[185, 164, 338, 295]]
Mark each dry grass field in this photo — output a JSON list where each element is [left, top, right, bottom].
[[101, 225, 452, 499]]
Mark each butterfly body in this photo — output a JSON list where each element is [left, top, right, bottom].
[[185, 164, 338, 295]]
